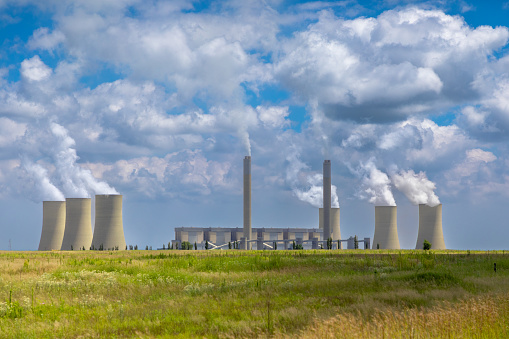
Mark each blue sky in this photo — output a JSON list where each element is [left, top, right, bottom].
[[1, 0, 509, 250]]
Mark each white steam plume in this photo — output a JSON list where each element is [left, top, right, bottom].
[[50, 123, 118, 197], [21, 157, 65, 201], [355, 159, 396, 206], [239, 129, 251, 156], [286, 150, 339, 208], [392, 169, 440, 206]]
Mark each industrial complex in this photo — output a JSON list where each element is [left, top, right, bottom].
[[37, 157, 445, 251]]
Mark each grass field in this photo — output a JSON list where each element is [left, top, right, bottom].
[[0, 249, 508, 338]]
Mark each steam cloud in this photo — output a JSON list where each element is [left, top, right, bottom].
[[21, 157, 65, 201], [286, 150, 339, 208], [239, 129, 251, 156], [392, 169, 440, 206], [50, 123, 118, 197], [356, 159, 396, 206]]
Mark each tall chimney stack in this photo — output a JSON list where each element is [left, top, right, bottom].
[[243, 156, 252, 240], [323, 160, 331, 241]]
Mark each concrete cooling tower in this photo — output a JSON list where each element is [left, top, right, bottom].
[[373, 206, 400, 249], [323, 160, 331, 240], [244, 156, 252, 240], [38, 201, 66, 251], [60, 198, 93, 250], [92, 194, 126, 250], [319, 207, 341, 241], [415, 204, 446, 250]]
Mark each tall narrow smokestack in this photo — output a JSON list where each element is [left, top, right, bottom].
[[92, 195, 126, 250], [61, 198, 93, 250], [416, 204, 445, 249], [38, 201, 66, 251], [243, 156, 251, 240], [323, 160, 331, 240], [373, 206, 400, 249]]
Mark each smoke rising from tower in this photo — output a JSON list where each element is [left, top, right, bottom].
[[392, 169, 440, 207], [356, 159, 396, 206], [50, 123, 118, 197], [21, 157, 65, 201], [285, 150, 339, 208]]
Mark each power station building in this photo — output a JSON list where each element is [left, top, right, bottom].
[[415, 204, 446, 249], [38, 201, 66, 251], [60, 198, 93, 250], [92, 194, 126, 250], [173, 227, 323, 250]]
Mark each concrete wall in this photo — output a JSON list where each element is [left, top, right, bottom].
[[61, 198, 93, 250], [38, 201, 66, 251], [319, 207, 340, 240], [92, 195, 126, 250], [373, 206, 400, 250], [243, 156, 252, 240], [415, 204, 446, 250]]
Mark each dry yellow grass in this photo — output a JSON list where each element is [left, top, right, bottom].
[[296, 293, 509, 338]]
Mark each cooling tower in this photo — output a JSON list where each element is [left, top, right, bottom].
[[373, 206, 400, 249], [60, 198, 93, 250], [38, 201, 66, 251], [92, 194, 126, 250], [243, 156, 252, 240], [415, 204, 446, 250], [319, 207, 341, 241], [323, 160, 331, 240]]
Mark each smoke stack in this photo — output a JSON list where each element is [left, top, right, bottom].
[[60, 198, 93, 250], [373, 206, 400, 249], [92, 195, 126, 250], [323, 160, 331, 240], [319, 207, 341, 241], [243, 156, 251, 240], [38, 201, 66, 251], [415, 204, 445, 249]]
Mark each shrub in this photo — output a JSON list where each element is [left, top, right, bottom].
[[423, 240, 432, 251]]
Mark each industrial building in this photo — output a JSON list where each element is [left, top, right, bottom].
[[174, 227, 323, 250], [38, 201, 66, 251], [171, 157, 370, 250], [91, 194, 126, 250], [373, 206, 400, 249], [415, 204, 446, 249], [60, 198, 93, 250]]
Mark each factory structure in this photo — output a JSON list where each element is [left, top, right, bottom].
[[38, 195, 126, 251], [172, 158, 371, 250], [172, 156, 446, 251], [37, 156, 445, 251]]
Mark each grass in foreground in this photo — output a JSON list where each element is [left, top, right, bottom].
[[0, 249, 508, 338]]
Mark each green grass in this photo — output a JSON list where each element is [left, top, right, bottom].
[[0, 249, 508, 338]]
